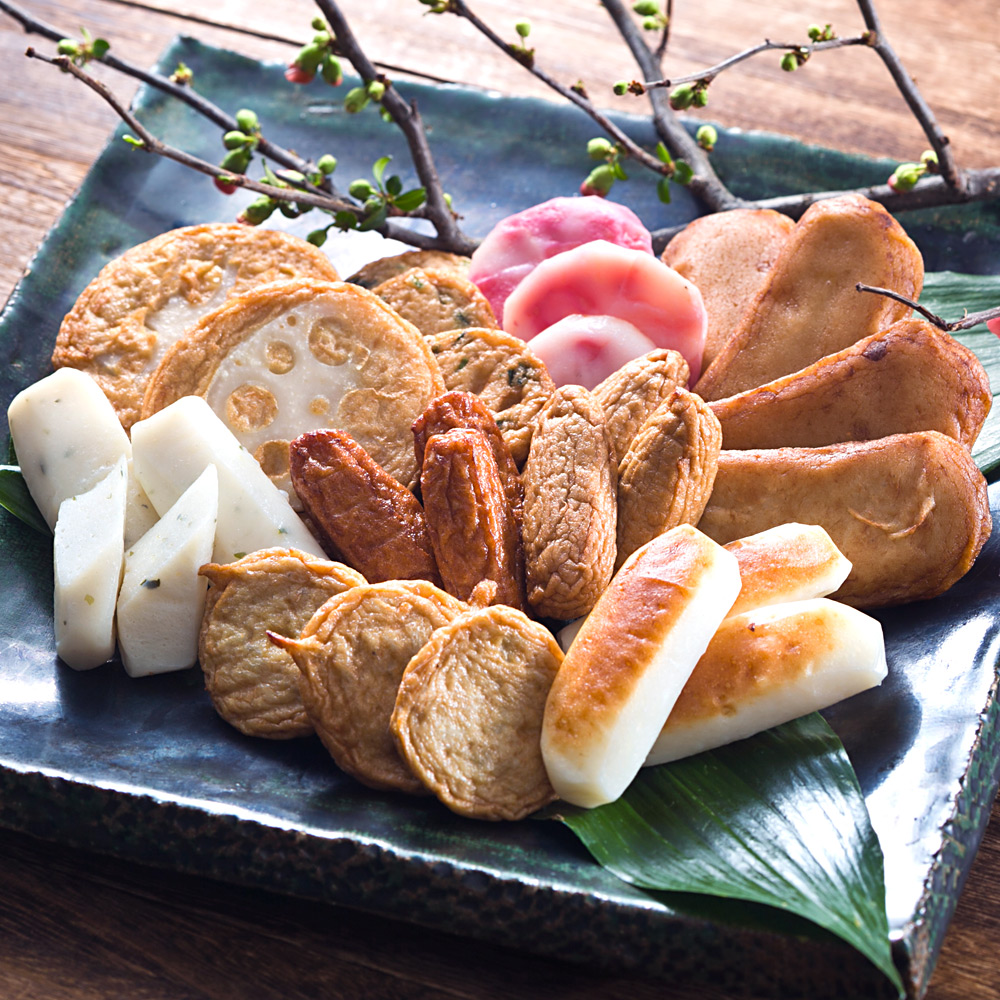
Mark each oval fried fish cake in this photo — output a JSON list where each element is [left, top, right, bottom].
[[347, 250, 471, 289], [141, 279, 444, 495], [198, 548, 366, 739], [426, 327, 556, 466], [373, 267, 497, 336], [390, 604, 563, 821], [53, 224, 340, 430], [279, 580, 468, 794]]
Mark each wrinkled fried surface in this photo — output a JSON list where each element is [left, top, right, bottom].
[[413, 390, 524, 522], [373, 266, 497, 336], [53, 225, 340, 430], [421, 428, 526, 609], [198, 548, 365, 739], [390, 604, 563, 820], [289, 429, 441, 585], [694, 194, 924, 400], [425, 327, 555, 465], [709, 319, 992, 450], [662, 209, 794, 369], [347, 250, 471, 289], [284, 580, 468, 793], [592, 349, 691, 466], [521, 385, 617, 620], [698, 431, 991, 607], [616, 388, 722, 569]]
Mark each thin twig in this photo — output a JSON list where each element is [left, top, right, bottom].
[[856, 283, 1000, 331]]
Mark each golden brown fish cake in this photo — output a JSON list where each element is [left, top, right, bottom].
[[708, 319, 992, 450], [425, 327, 556, 466], [661, 209, 794, 368], [198, 547, 365, 739], [347, 249, 471, 289], [521, 385, 617, 621], [390, 603, 563, 820], [592, 349, 691, 467], [694, 194, 924, 401], [373, 267, 497, 336], [697, 431, 991, 608], [141, 278, 444, 495], [275, 580, 468, 794], [53, 224, 340, 430], [616, 388, 722, 569]]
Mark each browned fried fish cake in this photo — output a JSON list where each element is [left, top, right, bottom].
[[141, 278, 445, 495], [425, 327, 556, 466], [347, 249, 471, 289], [198, 548, 365, 739], [390, 604, 563, 820], [53, 224, 341, 430], [274, 580, 468, 794], [373, 266, 497, 335]]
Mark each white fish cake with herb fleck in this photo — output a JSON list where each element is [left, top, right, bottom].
[[426, 326, 556, 465], [53, 224, 341, 430], [198, 548, 366, 740], [373, 266, 497, 336]]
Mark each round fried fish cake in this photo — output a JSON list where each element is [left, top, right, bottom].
[[373, 267, 497, 336], [391, 604, 563, 821], [53, 224, 340, 430], [141, 279, 445, 495], [425, 326, 555, 466], [279, 580, 468, 794], [347, 249, 471, 289], [198, 548, 366, 739]]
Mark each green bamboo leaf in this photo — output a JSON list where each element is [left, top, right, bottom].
[[0, 455, 48, 536], [918, 271, 1000, 476], [555, 714, 903, 995]]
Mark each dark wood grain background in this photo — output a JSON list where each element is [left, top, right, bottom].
[[1, 1, 998, 997]]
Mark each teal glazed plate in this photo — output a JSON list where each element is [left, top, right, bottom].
[[2, 37, 1000, 1000]]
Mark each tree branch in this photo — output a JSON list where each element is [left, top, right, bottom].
[[856, 283, 1000, 332]]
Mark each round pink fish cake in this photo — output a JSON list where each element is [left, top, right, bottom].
[[528, 315, 658, 390], [468, 196, 653, 326], [503, 240, 708, 381]]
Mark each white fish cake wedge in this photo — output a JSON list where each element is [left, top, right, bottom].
[[117, 465, 219, 678], [541, 524, 741, 808], [130, 395, 323, 564], [53, 456, 128, 670], [645, 598, 887, 766]]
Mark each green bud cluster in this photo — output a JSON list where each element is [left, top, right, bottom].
[[888, 151, 938, 193], [696, 124, 718, 152], [56, 28, 110, 67], [170, 61, 193, 86], [669, 81, 708, 111], [286, 18, 343, 87], [780, 47, 809, 72], [807, 23, 836, 42]]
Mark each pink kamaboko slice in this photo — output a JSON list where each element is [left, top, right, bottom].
[[468, 197, 653, 326], [527, 314, 658, 390], [503, 240, 708, 380]]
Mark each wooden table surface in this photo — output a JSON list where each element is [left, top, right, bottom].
[[1, 1, 999, 998]]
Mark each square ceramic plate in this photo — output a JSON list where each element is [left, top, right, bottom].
[[2, 37, 1000, 1000]]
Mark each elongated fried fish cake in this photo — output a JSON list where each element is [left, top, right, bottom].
[[709, 319, 991, 450], [694, 194, 923, 400], [697, 431, 991, 608]]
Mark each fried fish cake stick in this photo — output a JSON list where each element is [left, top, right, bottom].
[[697, 431, 991, 608], [420, 427, 526, 610], [289, 429, 441, 585]]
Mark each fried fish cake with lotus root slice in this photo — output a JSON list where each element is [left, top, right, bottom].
[[141, 279, 444, 496], [373, 267, 497, 336], [289, 429, 441, 586], [697, 431, 991, 608], [708, 319, 992, 450], [661, 209, 794, 368], [425, 327, 556, 466], [390, 603, 563, 820], [273, 580, 468, 794], [521, 385, 617, 621], [53, 224, 341, 430], [592, 349, 690, 466], [198, 548, 366, 740], [347, 249, 471, 289], [694, 194, 924, 401], [615, 387, 722, 569]]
